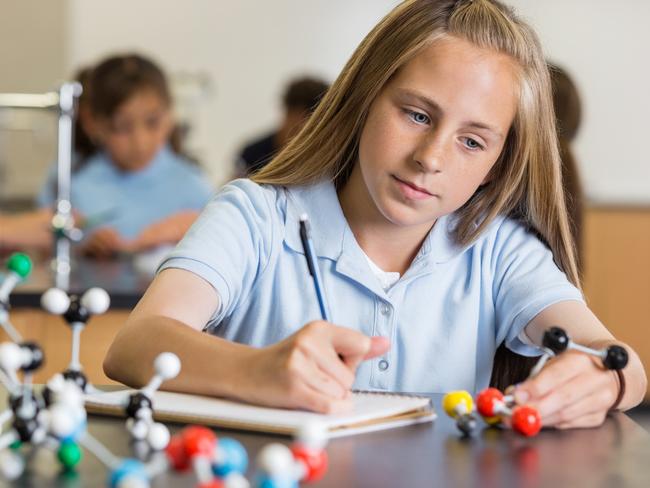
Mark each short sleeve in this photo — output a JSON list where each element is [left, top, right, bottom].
[[157, 179, 278, 331], [492, 219, 584, 356]]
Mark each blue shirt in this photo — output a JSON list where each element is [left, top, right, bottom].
[[37, 146, 214, 239], [159, 179, 584, 394]]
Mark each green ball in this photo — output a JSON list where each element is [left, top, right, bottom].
[[57, 441, 82, 469], [9, 440, 22, 450], [6, 253, 32, 278]]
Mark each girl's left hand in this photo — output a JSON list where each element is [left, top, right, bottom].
[[513, 350, 620, 429]]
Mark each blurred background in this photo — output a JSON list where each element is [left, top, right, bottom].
[[0, 0, 649, 416]]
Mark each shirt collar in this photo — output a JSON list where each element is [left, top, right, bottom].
[[283, 180, 347, 261]]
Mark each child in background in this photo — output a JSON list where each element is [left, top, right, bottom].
[[549, 63, 584, 275], [234, 76, 329, 176], [38, 54, 214, 258], [105, 0, 645, 428]]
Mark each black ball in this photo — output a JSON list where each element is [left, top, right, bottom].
[[62, 369, 88, 392], [603, 345, 629, 370], [457, 414, 477, 436], [19, 342, 44, 372], [9, 393, 42, 416], [63, 296, 90, 324], [42, 386, 54, 407], [13, 416, 39, 442], [125, 392, 153, 419], [542, 327, 569, 353]]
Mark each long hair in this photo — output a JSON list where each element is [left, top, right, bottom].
[[253, 0, 579, 387]]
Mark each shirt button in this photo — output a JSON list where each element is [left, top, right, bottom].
[[378, 359, 389, 371], [380, 304, 391, 316]]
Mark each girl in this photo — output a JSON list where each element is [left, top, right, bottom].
[[104, 0, 646, 428], [38, 54, 214, 258]]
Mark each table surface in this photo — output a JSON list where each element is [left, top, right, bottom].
[[11, 256, 150, 309], [5, 392, 650, 488]]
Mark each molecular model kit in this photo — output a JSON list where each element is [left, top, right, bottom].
[[0, 253, 329, 487], [443, 326, 629, 437]]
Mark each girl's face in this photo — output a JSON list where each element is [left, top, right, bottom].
[[350, 35, 518, 231], [96, 89, 172, 172]]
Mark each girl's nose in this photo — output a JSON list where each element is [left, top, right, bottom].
[[413, 132, 446, 173], [131, 126, 151, 154]]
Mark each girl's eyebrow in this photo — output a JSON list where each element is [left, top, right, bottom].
[[395, 88, 504, 140]]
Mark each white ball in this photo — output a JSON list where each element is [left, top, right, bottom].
[[224, 472, 250, 488], [59, 382, 84, 407], [50, 405, 77, 438], [81, 287, 110, 315], [153, 352, 181, 380], [0, 449, 25, 480], [128, 419, 148, 441], [46, 373, 66, 394], [40, 288, 70, 315], [135, 407, 152, 422], [256, 443, 295, 477], [147, 422, 170, 450], [0, 342, 24, 372], [117, 475, 149, 488], [295, 421, 328, 450]]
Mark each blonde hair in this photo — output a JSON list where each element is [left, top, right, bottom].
[[252, 0, 579, 287]]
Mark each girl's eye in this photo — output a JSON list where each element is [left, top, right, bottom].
[[462, 137, 484, 151], [405, 109, 430, 125]]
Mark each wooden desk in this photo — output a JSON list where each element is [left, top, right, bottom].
[[3, 392, 649, 487]]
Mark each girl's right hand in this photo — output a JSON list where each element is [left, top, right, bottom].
[[240, 321, 390, 413]]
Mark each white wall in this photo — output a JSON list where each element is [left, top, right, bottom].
[[65, 0, 650, 202], [66, 0, 398, 185], [509, 0, 650, 203]]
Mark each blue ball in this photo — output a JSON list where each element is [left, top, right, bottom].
[[256, 474, 299, 488], [213, 437, 248, 476], [108, 459, 148, 488]]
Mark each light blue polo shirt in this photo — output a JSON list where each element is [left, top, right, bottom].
[[37, 146, 214, 239], [159, 178, 584, 394]]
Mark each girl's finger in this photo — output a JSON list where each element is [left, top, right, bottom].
[[291, 378, 350, 414], [527, 365, 607, 420], [300, 357, 347, 400], [554, 409, 608, 430], [542, 383, 616, 427], [313, 348, 355, 391], [515, 351, 592, 404]]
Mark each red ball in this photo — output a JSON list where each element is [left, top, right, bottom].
[[511, 406, 542, 437], [291, 445, 328, 483], [182, 426, 217, 458], [166, 435, 189, 471], [476, 388, 504, 418], [198, 481, 224, 488]]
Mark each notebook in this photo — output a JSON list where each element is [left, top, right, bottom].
[[84, 389, 435, 438]]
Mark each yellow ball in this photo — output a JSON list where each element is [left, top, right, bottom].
[[483, 415, 503, 426], [442, 391, 474, 418]]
